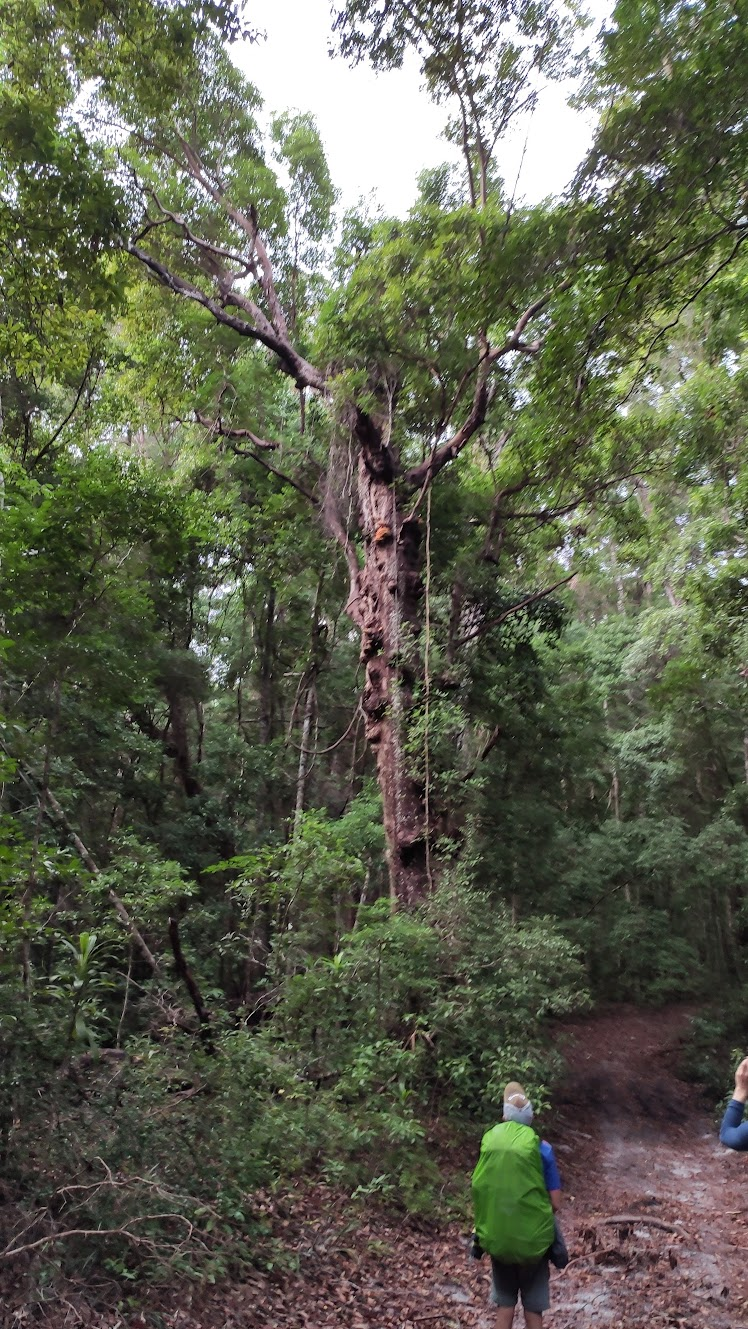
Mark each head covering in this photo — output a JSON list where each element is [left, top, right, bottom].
[[503, 1080, 534, 1126], [504, 1081, 529, 1108]]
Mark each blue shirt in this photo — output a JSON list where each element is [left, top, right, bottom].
[[720, 1099, 748, 1150], [540, 1139, 562, 1191]]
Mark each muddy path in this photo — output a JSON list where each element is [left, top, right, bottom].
[[546, 1005, 748, 1329]]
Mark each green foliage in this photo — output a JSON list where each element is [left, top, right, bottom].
[[332, 0, 580, 205], [270, 885, 586, 1120], [0, 863, 586, 1298], [679, 1012, 748, 1102], [3, 0, 748, 1313], [53, 931, 114, 1050]]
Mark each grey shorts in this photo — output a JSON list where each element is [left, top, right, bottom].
[[490, 1256, 550, 1314]]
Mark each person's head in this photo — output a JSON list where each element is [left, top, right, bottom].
[[503, 1080, 534, 1126]]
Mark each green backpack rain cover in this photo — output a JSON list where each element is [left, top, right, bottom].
[[472, 1120, 555, 1264]]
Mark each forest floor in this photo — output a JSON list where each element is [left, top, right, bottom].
[[12, 1005, 748, 1329]]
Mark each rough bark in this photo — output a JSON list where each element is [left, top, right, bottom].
[[355, 452, 428, 907]]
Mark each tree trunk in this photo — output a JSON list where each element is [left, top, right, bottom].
[[165, 686, 202, 798], [257, 586, 277, 747], [293, 676, 317, 837], [356, 458, 428, 907]]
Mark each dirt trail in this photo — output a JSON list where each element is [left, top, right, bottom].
[[450, 1004, 748, 1329], [546, 1005, 748, 1329], [96, 1006, 748, 1329]]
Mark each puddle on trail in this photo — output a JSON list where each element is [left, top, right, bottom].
[[436, 1280, 472, 1304], [554, 1276, 619, 1325]]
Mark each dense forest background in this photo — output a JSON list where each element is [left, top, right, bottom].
[[1, 0, 747, 1308]]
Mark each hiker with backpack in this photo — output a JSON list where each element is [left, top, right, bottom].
[[471, 1081, 564, 1329]]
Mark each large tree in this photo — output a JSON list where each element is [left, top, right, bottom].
[[3, 0, 747, 904], [113, 0, 586, 903]]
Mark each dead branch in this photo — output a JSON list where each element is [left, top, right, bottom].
[[555, 1244, 622, 1274], [172, 135, 297, 350], [1, 745, 163, 977], [195, 410, 278, 449], [454, 571, 576, 648], [286, 703, 363, 756], [145, 1084, 208, 1117], [126, 242, 324, 391], [462, 724, 503, 780], [487, 282, 570, 363], [0, 1213, 201, 1261], [229, 442, 320, 505], [53, 1161, 224, 1224], [147, 191, 252, 275], [594, 1214, 686, 1234]]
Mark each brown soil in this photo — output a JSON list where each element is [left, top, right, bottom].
[[547, 1004, 748, 1329], [8, 1005, 748, 1329]]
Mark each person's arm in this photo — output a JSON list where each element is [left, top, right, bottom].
[[540, 1141, 562, 1207], [720, 1058, 748, 1150]]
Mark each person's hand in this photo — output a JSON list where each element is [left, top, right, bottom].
[[468, 1233, 484, 1260], [734, 1057, 748, 1103]]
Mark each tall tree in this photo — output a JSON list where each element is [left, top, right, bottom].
[[4, 0, 748, 905]]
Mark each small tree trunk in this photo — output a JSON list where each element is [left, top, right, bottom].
[[165, 687, 202, 798], [168, 916, 213, 1050], [292, 584, 327, 838], [293, 677, 317, 837], [257, 586, 277, 747]]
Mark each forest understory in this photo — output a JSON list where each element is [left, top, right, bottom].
[[4, 1006, 745, 1329]]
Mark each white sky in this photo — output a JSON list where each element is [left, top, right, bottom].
[[234, 0, 611, 217]]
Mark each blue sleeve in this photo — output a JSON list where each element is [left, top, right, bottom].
[[540, 1140, 561, 1191], [720, 1099, 748, 1150]]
